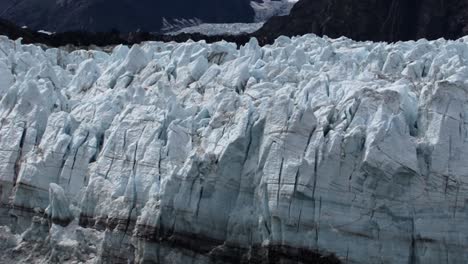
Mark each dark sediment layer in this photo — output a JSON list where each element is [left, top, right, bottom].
[[78, 213, 340, 264], [145, 232, 342, 264]]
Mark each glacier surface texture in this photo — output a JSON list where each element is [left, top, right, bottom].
[[1, 34, 468, 263]]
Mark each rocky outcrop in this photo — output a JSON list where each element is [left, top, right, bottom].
[[2, 33, 468, 263], [255, 0, 468, 42]]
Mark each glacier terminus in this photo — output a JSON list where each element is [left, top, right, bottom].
[[0, 34, 468, 263]]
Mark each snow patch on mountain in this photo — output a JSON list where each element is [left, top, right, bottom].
[[251, 0, 298, 22]]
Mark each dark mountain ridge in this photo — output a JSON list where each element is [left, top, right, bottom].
[[255, 0, 468, 42], [2, 0, 468, 48], [1, 0, 255, 33]]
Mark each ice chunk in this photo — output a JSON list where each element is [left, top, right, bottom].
[[45, 183, 74, 226]]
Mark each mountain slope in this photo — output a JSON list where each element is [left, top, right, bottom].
[[0, 0, 14, 12], [0, 0, 255, 32], [255, 0, 468, 42]]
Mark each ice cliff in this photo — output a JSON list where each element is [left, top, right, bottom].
[[1, 34, 468, 264]]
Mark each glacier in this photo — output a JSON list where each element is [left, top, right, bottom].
[[164, 0, 298, 36], [1, 34, 468, 263], [168, 23, 265, 37]]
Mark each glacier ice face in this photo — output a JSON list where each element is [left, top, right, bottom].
[[1, 34, 468, 263]]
